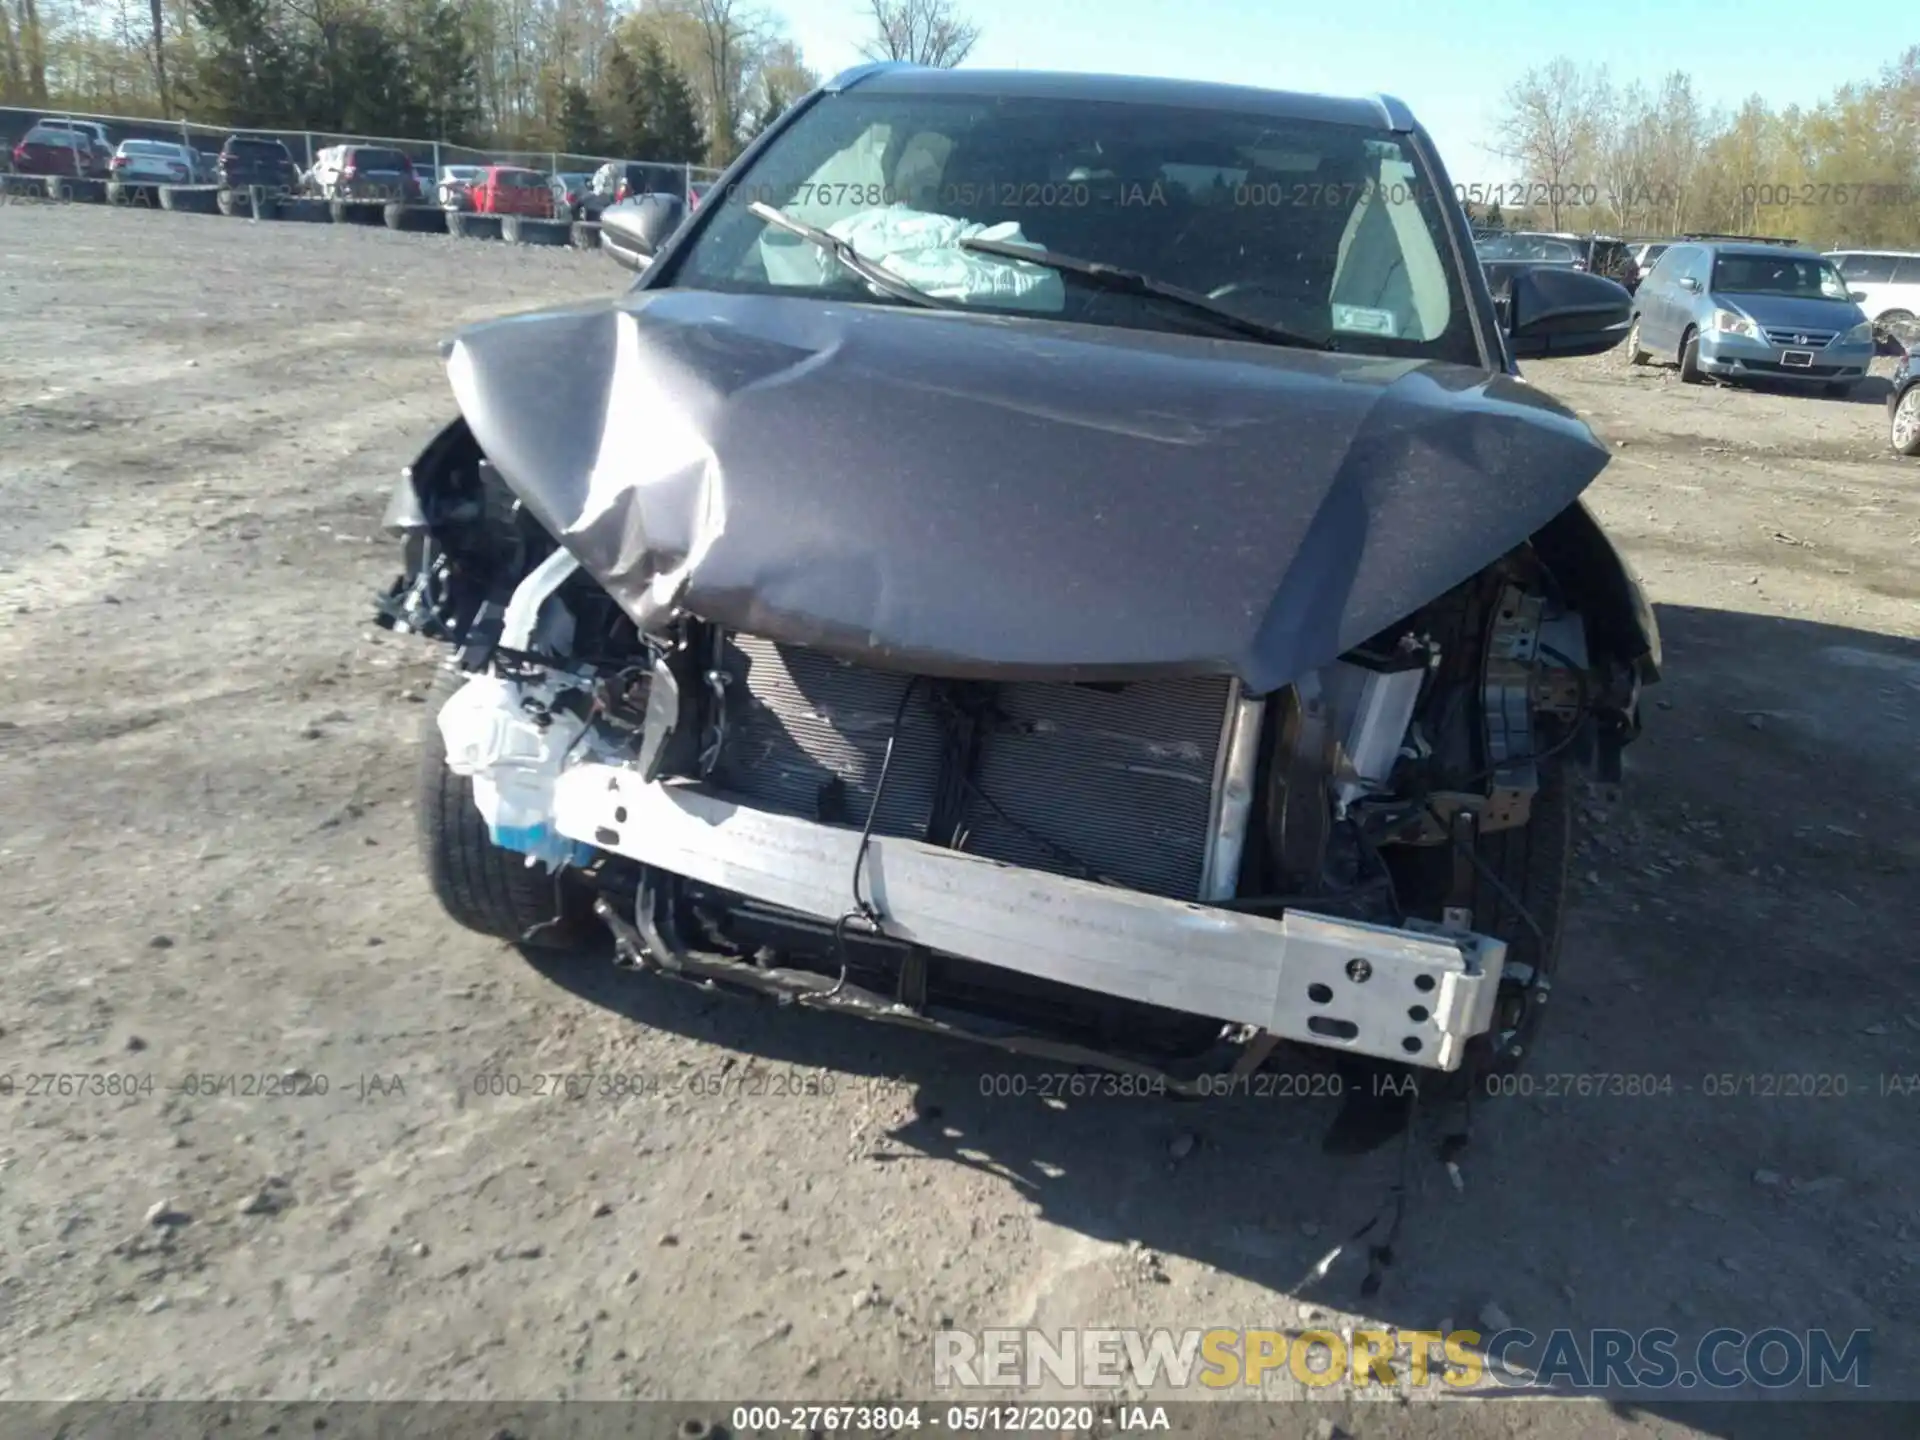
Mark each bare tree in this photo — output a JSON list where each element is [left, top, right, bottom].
[[18, 0, 47, 102], [148, 0, 167, 113], [1493, 58, 1602, 229], [861, 0, 978, 67], [660, 0, 771, 165], [0, 3, 22, 102]]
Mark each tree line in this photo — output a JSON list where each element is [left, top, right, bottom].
[[1489, 48, 1920, 248], [0, 0, 982, 165]]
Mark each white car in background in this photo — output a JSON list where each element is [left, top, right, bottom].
[[1825, 249, 1920, 336], [435, 165, 486, 210], [108, 138, 196, 184]]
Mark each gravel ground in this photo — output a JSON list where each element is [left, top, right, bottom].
[[0, 203, 1915, 1438]]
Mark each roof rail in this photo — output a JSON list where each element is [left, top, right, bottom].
[[822, 61, 922, 92], [1369, 93, 1416, 131], [1680, 231, 1801, 246]]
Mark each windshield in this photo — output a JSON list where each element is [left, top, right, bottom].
[[1711, 253, 1852, 301], [667, 91, 1474, 362], [120, 140, 171, 156]]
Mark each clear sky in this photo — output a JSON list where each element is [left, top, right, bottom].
[[774, 0, 1904, 181]]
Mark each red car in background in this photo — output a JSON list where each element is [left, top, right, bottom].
[[471, 166, 554, 218], [11, 121, 94, 177]]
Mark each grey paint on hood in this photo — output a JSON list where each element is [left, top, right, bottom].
[[446, 289, 1611, 693]]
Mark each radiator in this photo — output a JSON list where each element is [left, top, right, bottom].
[[709, 636, 1234, 901]]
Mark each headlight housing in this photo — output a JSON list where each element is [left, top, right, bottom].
[[1844, 320, 1874, 344], [1712, 308, 1760, 339]]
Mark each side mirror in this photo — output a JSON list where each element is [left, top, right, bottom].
[[1678, 275, 1700, 292], [1851, 290, 1868, 303], [600, 193, 686, 271], [1506, 266, 1633, 360]]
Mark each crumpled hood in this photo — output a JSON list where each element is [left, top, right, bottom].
[[447, 289, 1610, 692]]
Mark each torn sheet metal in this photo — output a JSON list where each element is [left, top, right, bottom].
[[445, 288, 1612, 693]]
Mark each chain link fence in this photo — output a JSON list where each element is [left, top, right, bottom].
[[1, 104, 721, 197]]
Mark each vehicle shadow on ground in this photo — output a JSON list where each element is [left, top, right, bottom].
[[525, 604, 1919, 1434], [1724, 374, 1894, 405]]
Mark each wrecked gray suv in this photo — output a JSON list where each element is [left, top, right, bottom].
[[375, 64, 1656, 1135]]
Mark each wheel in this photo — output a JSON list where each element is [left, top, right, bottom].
[[1318, 575, 1575, 1152], [1678, 327, 1705, 383], [417, 665, 596, 950], [1625, 316, 1649, 365], [1893, 387, 1920, 455]]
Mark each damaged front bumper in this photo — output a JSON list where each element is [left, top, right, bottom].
[[551, 766, 1507, 1072]]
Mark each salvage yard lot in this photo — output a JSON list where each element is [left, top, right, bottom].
[[0, 204, 1916, 1434]]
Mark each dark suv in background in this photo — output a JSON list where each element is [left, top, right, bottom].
[[591, 160, 690, 211], [1477, 230, 1641, 291], [1575, 235, 1641, 291], [218, 135, 299, 192]]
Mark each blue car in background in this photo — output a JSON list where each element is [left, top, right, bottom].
[[1626, 240, 1875, 396]]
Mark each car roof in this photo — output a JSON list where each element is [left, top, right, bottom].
[[1825, 247, 1920, 257], [824, 62, 1417, 131]]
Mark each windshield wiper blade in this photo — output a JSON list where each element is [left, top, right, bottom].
[[748, 201, 953, 310], [958, 236, 1336, 351]]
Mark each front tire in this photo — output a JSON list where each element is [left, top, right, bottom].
[[1892, 387, 1920, 455], [1625, 316, 1649, 365], [417, 665, 595, 950], [1678, 327, 1705, 383]]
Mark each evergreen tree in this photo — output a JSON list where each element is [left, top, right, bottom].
[[185, 0, 299, 126], [599, 38, 656, 158], [638, 34, 706, 164], [559, 81, 607, 156], [600, 33, 705, 164], [405, 0, 481, 144]]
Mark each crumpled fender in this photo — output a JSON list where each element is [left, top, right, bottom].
[[444, 289, 1622, 693]]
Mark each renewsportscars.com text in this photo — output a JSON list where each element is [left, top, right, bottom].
[[934, 1326, 1872, 1393]]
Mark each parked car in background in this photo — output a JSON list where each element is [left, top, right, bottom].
[[51, 119, 113, 176], [310, 145, 420, 201], [218, 135, 299, 192], [1824, 250, 1920, 338], [549, 171, 594, 220], [470, 165, 553, 218], [593, 159, 689, 206], [11, 121, 97, 178], [1477, 231, 1639, 290], [1887, 339, 1920, 454], [1630, 239, 1674, 278], [109, 139, 196, 185], [1627, 241, 1874, 395], [1572, 235, 1641, 291], [435, 165, 485, 210], [1475, 231, 1581, 267]]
